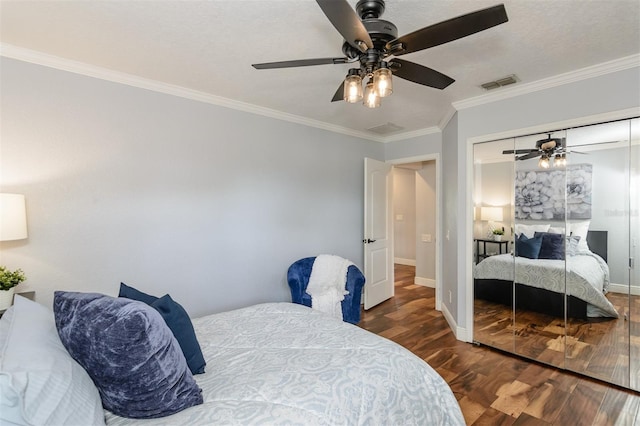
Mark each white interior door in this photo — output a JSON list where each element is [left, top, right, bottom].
[[364, 157, 393, 309]]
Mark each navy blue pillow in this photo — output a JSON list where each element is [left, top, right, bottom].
[[534, 231, 565, 260], [53, 292, 203, 419], [119, 283, 206, 375], [515, 233, 543, 259]]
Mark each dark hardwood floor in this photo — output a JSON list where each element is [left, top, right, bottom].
[[358, 264, 640, 425]]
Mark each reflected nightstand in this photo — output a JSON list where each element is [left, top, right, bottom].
[[474, 238, 509, 263]]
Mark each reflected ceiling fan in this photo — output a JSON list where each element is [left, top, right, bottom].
[[252, 0, 509, 107], [502, 135, 619, 168]]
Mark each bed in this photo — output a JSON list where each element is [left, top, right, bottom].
[[0, 296, 465, 426], [474, 230, 618, 319]]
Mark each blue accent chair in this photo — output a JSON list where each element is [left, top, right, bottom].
[[287, 256, 366, 324]]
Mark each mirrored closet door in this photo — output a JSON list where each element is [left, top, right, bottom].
[[473, 117, 640, 391]]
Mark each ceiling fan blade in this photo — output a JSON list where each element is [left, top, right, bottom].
[[331, 81, 345, 102], [503, 149, 537, 154], [316, 0, 373, 52], [567, 140, 621, 148], [388, 58, 454, 89], [516, 152, 542, 161], [387, 4, 508, 56], [252, 57, 348, 69]]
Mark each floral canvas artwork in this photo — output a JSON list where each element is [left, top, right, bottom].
[[515, 164, 592, 220]]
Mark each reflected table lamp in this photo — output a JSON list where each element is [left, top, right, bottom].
[[480, 206, 503, 238]]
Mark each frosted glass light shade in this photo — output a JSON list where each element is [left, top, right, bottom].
[[0, 193, 28, 241], [480, 206, 503, 222], [538, 155, 551, 169], [343, 73, 363, 103], [363, 81, 380, 108], [373, 67, 392, 97]]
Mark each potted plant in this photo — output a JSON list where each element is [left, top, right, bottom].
[[492, 228, 504, 241], [0, 266, 26, 310]]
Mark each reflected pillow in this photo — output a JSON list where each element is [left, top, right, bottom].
[[515, 233, 543, 259], [54, 291, 203, 419], [535, 231, 565, 260], [548, 226, 565, 234], [568, 221, 590, 252], [515, 223, 550, 239], [119, 283, 206, 375], [566, 235, 581, 256]]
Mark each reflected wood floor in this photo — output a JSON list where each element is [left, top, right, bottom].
[[475, 292, 639, 389], [359, 264, 640, 425]]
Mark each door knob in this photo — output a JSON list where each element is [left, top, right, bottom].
[[363, 238, 377, 244]]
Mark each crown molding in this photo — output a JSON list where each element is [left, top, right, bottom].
[[0, 43, 385, 143], [453, 54, 640, 111], [2, 43, 637, 144], [437, 106, 458, 131]]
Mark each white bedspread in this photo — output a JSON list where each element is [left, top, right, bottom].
[[474, 252, 618, 317], [105, 303, 464, 426]]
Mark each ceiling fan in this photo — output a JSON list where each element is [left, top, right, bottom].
[[252, 0, 509, 107], [502, 135, 619, 168]]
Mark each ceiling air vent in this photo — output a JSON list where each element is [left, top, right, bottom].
[[480, 74, 518, 91], [367, 122, 404, 135]]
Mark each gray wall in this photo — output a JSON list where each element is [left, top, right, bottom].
[[391, 162, 437, 284], [392, 167, 416, 262], [442, 112, 460, 317], [416, 161, 436, 282], [385, 132, 441, 161], [0, 58, 384, 316]]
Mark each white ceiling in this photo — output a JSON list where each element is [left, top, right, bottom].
[[1, 0, 639, 141]]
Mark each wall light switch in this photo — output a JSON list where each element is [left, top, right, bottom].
[[421, 234, 432, 242], [395, 214, 404, 221]]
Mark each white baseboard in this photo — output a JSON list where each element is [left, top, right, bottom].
[[414, 276, 436, 288], [394, 257, 415, 266], [608, 283, 640, 296], [440, 303, 471, 342]]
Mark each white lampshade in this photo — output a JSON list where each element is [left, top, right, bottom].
[[0, 193, 28, 241], [480, 206, 503, 222]]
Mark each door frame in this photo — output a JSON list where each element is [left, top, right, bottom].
[[387, 153, 442, 311]]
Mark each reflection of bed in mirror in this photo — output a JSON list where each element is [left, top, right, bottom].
[[474, 230, 618, 319]]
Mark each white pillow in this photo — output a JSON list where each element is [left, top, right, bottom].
[[514, 223, 550, 238], [0, 295, 105, 426], [548, 226, 565, 234], [568, 220, 591, 252]]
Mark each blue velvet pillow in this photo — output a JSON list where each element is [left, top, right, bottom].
[[535, 231, 565, 260], [53, 292, 203, 419], [119, 283, 206, 375], [515, 233, 543, 259]]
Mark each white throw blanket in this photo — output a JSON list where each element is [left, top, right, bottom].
[[306, 255, 353, 320]]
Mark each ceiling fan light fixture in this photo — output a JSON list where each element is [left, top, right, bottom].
[[343, 69, 363, 103], [363, 78, 381, 108], [538, 155, 551, 169], [554, 154, 567, 167], [373, 63, 393, 98]]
